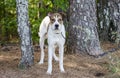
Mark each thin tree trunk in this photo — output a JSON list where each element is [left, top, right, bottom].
[[67, 0, 103, 56], [16, 0, 34, 69]]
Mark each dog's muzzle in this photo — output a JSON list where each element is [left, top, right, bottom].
[[55, 24, 59, 30]]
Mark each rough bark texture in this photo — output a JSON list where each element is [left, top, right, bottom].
[[67, 0, 103, 56], [97, 0, 120, 41], [97, 0, 120, 43], [108, 0, 120, 44], [97, 0, 110, 41], [16, 0, 34, 69]]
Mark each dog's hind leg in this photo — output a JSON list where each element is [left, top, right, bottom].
[[38, 36, 45, 64]]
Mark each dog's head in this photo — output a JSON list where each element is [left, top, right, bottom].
[[48, 13, 65, 33]]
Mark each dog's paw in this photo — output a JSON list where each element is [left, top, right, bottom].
[[60, 68, 65, 73], [38, 61, 44, 64], [46, 71, 52, 75], [54, 57, 59, 62], [61, 70, 65, 73]]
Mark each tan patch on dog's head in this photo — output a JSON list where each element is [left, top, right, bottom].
[[49, 13, 63, 24], [48, 13, 65, 31]]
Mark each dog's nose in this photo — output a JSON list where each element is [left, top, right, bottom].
[[55, 24, 59, 30]]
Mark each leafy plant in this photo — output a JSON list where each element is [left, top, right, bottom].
[[28, 0, 69, 43], [108, 54, 120, 73], [0, 0, 69, 43]]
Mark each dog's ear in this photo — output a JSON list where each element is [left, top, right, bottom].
[[48, 12, 53, 18], [47, 12, 52, 17], [59, 12, 66, 19]]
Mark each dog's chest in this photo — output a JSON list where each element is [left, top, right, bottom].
[[53, 34, 63, 41], [48, 33, 65, 45]]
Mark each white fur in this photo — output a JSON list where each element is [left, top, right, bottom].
[[38, 15, 65, 75]]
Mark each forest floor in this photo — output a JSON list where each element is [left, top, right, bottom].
[[0, 42, 120, 78]]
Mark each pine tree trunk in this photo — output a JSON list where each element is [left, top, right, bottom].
[[108, 0, 120, 44], [67, 0, 103, 56], [16, 0, 34, 69], [97, 0, 110, 41], [97, 0, 120, 43]]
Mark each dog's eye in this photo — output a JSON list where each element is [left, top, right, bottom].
[[51, 19, 55, 22], [58, 19, 62, 22]]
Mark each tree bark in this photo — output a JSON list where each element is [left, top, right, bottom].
[[16, 0, 34, 69], [97, 0, 110, 41], [67, 0, 103, 56], [108, 0, 120, 44], [97, 0, 120, 43]]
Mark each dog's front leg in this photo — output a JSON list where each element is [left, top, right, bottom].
[[46, 46, 53, 75], [59, 45, 65, 73]]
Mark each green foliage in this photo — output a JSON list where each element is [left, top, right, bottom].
[[108, 54, 120, 73], [52, 0, 68, 12], [28, 0, 69, 43], [0, 0, 69, 43], [0, 0, 17, 42]]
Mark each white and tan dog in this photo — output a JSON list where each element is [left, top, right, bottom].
[[38, 13, 66, 74]]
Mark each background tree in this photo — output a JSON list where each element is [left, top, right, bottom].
[[67, 0, 103, 56], [97, 0, 110, 41], [97, 0, 120, 43], [108, 0, 120, 44], [16, 0, 34, 68]]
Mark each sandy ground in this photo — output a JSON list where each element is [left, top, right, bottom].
[[0, 42, 120, 78]]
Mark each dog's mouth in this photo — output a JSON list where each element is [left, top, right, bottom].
[[54, 30, 61, 34], [55, 28, 58, 30], [54, 29, 61, 34]]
